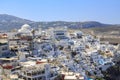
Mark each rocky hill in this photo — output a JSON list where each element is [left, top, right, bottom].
[[0, 14, 117, 31]]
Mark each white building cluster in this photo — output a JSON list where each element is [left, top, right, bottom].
[[0, 24, 120, 80]]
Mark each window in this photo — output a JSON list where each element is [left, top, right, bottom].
[[2, 46, 8, 51]]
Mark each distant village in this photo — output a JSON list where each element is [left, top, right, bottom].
[[0, 24, 120, 80]]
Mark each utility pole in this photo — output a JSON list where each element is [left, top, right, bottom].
[[80, 23, 83, 30]]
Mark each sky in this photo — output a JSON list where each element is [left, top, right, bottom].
[[0, 0, 120, 24]]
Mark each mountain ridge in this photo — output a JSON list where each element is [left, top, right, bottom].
[[0, 14, 118, 31]]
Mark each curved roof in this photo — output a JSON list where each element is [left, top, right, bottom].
[[18, 24, 31, 34]]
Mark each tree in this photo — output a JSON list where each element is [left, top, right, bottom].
[[102, 62, 120, 80]]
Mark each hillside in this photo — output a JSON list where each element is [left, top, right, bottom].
[[0, 14, 34, 30], [0, 14, 118, 31]]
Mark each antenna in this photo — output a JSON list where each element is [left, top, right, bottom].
[[81, 23, 83, 29]]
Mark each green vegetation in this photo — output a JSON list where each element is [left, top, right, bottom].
[[0, 43, 7, 46], [95, 77, 105, 80], [102, 62, 120, 80]]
